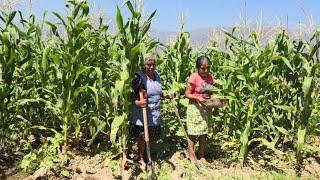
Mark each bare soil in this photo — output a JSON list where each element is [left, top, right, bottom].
[[2, 137, 320, 180], [2, 150, 319, 180]]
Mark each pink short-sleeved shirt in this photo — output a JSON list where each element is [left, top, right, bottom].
[[188, 73, 215, 99]]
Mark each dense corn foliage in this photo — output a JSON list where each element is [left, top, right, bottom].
[[0, 0, 319, 173]]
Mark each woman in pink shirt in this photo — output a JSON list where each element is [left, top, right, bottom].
[[185, 56, 226, 165]]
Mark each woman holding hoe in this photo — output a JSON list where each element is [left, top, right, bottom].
[[131, 55, 173, 169], [185, 56, 227, 165]]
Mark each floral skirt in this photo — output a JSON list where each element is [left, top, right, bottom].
[[186, 103, 212, 136]]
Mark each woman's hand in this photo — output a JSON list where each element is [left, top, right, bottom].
[[163, 93, 174, 99], [201, 98, 227, 109], [135, 99, 147, 108], [196, 96, 206, 103], [185, 82, 208, 104], [219, 98, 228, 107]]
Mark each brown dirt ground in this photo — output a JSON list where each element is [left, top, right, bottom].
[[2, 137, 320, 180], [2, 150, 319, 180]]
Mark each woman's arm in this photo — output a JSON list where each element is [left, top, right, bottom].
[[132, 99, 147, 107], [185, 82, 205, 102], [131, 74, 147, 107]]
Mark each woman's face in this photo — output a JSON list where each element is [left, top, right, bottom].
[[143, 59, 156, 76], [198, 60, 211, 78]]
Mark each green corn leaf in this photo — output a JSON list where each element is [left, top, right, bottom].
[[76, 17, 89, 29], [273, 105, 294, 111], [116, 6, 124, 32], [146, 10, 157, 23], [239, 119, 251, 165], [123, 0, 137, 17], [141, 10, 156, 37], [179, 98, 189, 107], [75, 66, 90, 82], [236, 75, 246, 81], [260, 138, 284, 157], [296, 128, 306, 153], [74, 86, 88, 97], [309, 41, 320, 59], [302, 77, 312, 98], [94, 67, 102, 89], [80, 2, 89, 16], [88, 86, 99, 109], [28, 125, 59, 134], [41, 46, 50, 74], [141, 22, 151, 38], [73, 4, 81, 19], [115, 80, 125, 94], [224, 30, 239, 42], [301, 56, 311, 75], [45, 21, 58, 35], [110, 115, 125, 146], [280, 56, 294, 71], [88, 121, 106, 146], [131, 43, 140, 57], [52, 12, 67, 27], [26, 24, 37, 35], [60, 169, 70, 177], [275, 126, 289, 135], [0, 12, 5, 23], [6, 11, 17, 26]]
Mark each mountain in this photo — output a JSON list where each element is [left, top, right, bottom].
[[150, 27, 231, 47]]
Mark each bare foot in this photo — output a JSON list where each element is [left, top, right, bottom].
[[189, 159, 201, 169], [188, 156, 201, 169], [188, 150, 197, 164], [139, 159, 146, 170], [188, 157, 197, 163], [199, 158, 209, 167]]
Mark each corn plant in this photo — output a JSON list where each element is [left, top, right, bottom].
[[0, 0, 319, 173], [159, 30, 196, 141], [206, 28, 320, 168], [109, 0, 158, 167], [0, 10, 40, 143], [14, 0, 105, 153], [0, 10, 21, 141], [293, 29, 320, 173]]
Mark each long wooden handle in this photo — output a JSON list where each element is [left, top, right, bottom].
[[172, 100, 189, 141], [172, 99, 200, 169], [139, 91, 150, 142], [142, 107, 150, 142], [139, 91, 154, 172]]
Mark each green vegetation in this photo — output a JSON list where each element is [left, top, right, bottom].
[[0, 0, 319, 178]]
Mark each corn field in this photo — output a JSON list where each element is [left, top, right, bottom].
[[1, 0, 320, 178]]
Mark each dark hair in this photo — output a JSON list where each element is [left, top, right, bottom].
[[196, 56, 211, 69]]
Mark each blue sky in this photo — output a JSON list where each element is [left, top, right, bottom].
[[17, 0, 320, 31]]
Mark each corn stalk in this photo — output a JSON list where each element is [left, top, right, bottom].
[[109, 0, 158, 168]]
